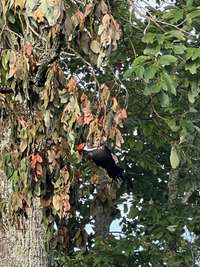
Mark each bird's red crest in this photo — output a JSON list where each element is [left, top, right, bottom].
[[77, 143, 85, 152]]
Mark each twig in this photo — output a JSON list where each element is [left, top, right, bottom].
[[108, 64, 129, 108]]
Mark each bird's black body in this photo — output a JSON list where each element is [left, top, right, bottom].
[[85, 145, 124, 179]]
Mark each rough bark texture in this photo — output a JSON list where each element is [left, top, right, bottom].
[[0, 171, 48, 267], [93, 173, 117, 238]]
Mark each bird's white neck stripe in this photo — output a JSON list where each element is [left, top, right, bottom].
[[83, 145, 102, 152]]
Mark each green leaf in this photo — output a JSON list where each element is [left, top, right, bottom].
[[160, 92, 170, 107], [132, 56, 151, 68], [186, 48, 200, 60], [167, 225, 177, 232], [135, 66, 144, 79], [1, 50, 10, 70], [187, 10, 200, 24], [144, 64, 159, 80], [173, 44, 187, 55], [162, 9, 184, 23], [161, 72, 177, 95], [144, 83, 161, 96], [158, 55, 177, 66], [170, 146, 180, 169], [165, 30, 185, 41], [144, 45, 160, 56], [142, 33, 156, 44], [167, 119, 179, 132], [186, 0, 193, 6], [185, 64, 198, 74]]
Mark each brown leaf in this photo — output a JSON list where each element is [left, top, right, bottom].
[[31, 153, 43, 169], [10, 192, 27, 212], [114, 108, 127, 126], [115, 128, 124, 147], [80, 94, 93, 125], [62, 194, 71, 213], [61, 96, 81, 131], [8, 51, 17, 78], [79, 32, 90, 54], [90, 40, 101, 54], [66, 77, 77, 94], [95, 0, 108, 18], [33, 8, 45, 23], [84, 3, 93, 18], [64, 15, 73, 41], [14, 0, 26, 9], [53, 194, 62, 211], [24, 42, 33, 57], [36, 163, 43, 176], [90, 174, 99, 184], [111, 97, 119, 112], [100, 84, 110, 105], [74, 10, 85, 28]]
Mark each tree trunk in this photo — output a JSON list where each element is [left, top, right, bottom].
[[0, 171, 48, 267], [93, 173, 117, 238]]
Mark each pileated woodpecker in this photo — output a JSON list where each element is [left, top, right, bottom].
[[77, 144, 125, 181]]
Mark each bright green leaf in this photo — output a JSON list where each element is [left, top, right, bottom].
[[170, 146, 180, 169]]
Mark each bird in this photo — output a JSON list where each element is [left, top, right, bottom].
[[77, 143, 125, 181]]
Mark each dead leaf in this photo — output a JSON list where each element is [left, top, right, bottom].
[[53, 194, 62, 211], [10, 192, 26, 212], [14, 0, 26, 9], [90, 40, 101, 54], [33, 8, 45, 23], [24, 42, 33, 57], [84, 3, 93, 18], [100, 84, 110, 105], [80, 94, 93, 125], [95, 0, 108, 18], [79, 32, 90, 54], [63, 194, 70, 213], [31, 153, 43, 169], [114, 108, 127, 126], [115, 128, 124, 147], [61, 96, 81, 131], [66, 77, 77, 94], [64, 15, 73, 41], [90, 174, 99, 184], [53, 192, 70, 216], [9, 51, 17, 78], [74, 10, 85, 28], [111, 97, 119, 112]]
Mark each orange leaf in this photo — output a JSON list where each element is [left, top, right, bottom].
[[31, 153, 43, 169], [33, 9, 45, 23], [66, 77, 77, 94], [90, 174, 99, 184]]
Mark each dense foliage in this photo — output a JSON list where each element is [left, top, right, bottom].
[[1, 0, 200, 266]]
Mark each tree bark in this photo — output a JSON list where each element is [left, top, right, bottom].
[[0, 171, 48, 267], [93, 173, 118, 238]]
